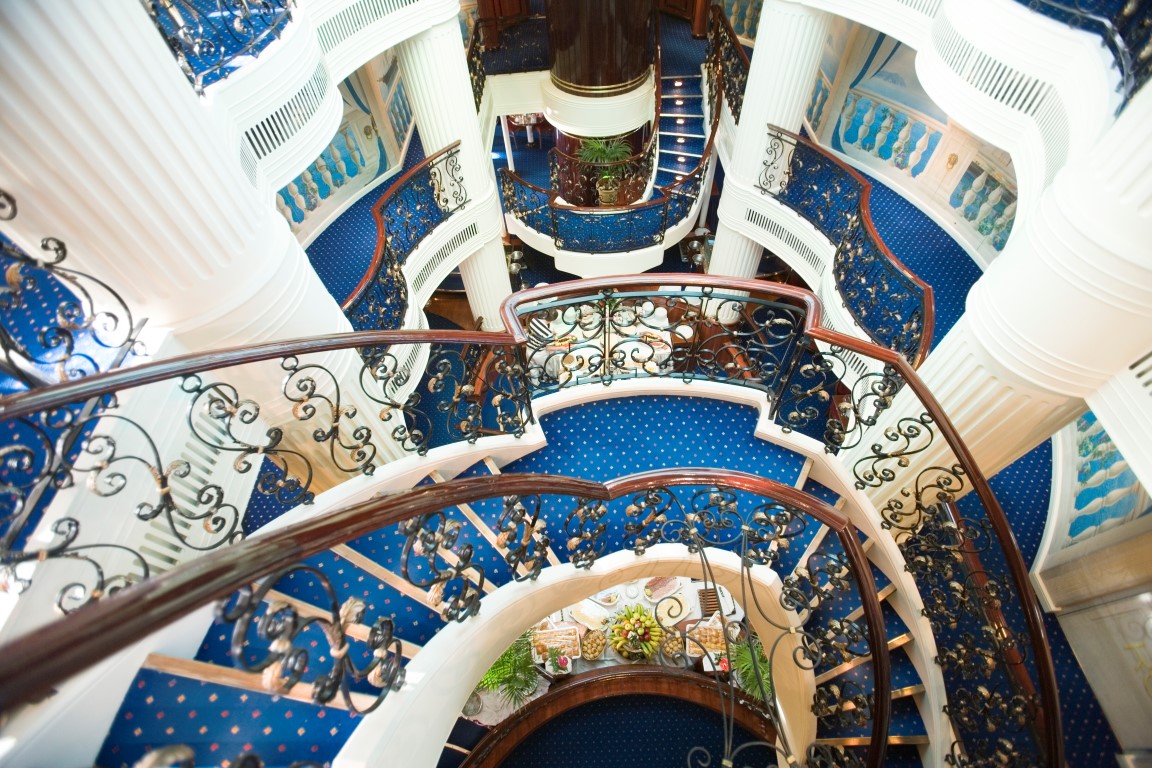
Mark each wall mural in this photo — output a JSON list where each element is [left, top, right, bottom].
[[806, 16, 852, 134]]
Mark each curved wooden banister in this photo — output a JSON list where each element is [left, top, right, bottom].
[[711, 4, 749, 69], [762, 124, 936, 366], [502, 274, 1060, 765], [0, 328, 511, 422], [342, 140, 464, 309], [460, 666, 777, 768], [0, 466, 888, 762]]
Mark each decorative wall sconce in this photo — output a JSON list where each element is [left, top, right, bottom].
[[946, 153, 959, 171]]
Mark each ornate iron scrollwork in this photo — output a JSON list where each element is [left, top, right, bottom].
[[221, 564, 404, 714], [140, 0, 293, 93]]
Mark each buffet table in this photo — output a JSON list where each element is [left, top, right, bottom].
[[467, 576, 740, 726]]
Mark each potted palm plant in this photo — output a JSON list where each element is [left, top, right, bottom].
[[576, 136, 633, 205]]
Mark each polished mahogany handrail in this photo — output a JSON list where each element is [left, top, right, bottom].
[[712, 4, 749, 69], [503, 274, 1061, 764], [460, 666, 777, 768], [546, 13, 664, 199], [342, 140, 463, 309], [760, 124, 935, 367], [0, 466, 889, 760], [500, 41, 720, 224], [0, 328, 513, 421]]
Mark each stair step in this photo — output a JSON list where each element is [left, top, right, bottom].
[[818, 691, 926, 739], [814, 735, 930, 747], [97, 667, 362, 768], [814, 633, 913, 685]]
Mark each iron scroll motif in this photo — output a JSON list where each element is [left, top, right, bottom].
[[140, 0, 294, 94], [752, 127, 931, 364], [130, 745, 322, 768], [221, 564, 404, 714]]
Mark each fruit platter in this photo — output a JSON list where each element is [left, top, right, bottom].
[[608, 604, 665, 660]]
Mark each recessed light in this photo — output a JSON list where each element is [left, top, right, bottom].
[[677, 138, 685, 144], [677, 156, 686, 162], [675, 99, 683, 106], [673, 80, 683, 87], [676, 118, 684, 125]]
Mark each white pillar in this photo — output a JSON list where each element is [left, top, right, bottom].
[[396, 16, 512, 327], [460, 238, 514, 331], [0, 0, 401, 476], [849, 85, 1152, 500], [729, 0, 830, 174], [709, 0, 829, 282], [396, 17, 493, 196]]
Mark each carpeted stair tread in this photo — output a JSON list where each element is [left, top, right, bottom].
[[801, 477, 840, 507], [96, 668, 360, 768], [819, 695, 926, 739]]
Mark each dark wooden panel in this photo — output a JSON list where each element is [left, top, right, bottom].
[[548, 0, 655, 95]]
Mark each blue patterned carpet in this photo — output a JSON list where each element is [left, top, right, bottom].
[[305, 130, 425, 304]]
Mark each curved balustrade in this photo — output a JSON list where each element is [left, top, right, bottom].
[[755, 126, 934, 365], [0, 465, 891, 768], [1014, 0, 1151, 109], [342, 141, 468, 331], [0, 276, 1061, 767], [499, 49, 719, 255], [0, 327, 529, 618], [710, 5, 750, 123], [141, 0, 293, 93]]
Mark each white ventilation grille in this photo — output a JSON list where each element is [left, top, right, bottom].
[[897, 0, 941, 13], [744, 208, 826, 276], [239, 143, 258, 187], [316, 0, 419, 53], [410, 222, 479, 294], [131, 404, 229, 580], [242, 61, 331, 161], [931, 19, 1068, 182]]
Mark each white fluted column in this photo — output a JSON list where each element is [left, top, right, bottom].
[[396, 17, 493, 196], [459, 238, 514, 331], [848, 86, 1152, 503], [0, 0, 403, 469], [396, 16, 512, 327], [709, 0, 829, 282]]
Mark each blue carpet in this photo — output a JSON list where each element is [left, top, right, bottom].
[[500, 694, 774, 768], [504, 396, 807, 486], [306, 130, 425, 304], [857, 169, 982, 349]]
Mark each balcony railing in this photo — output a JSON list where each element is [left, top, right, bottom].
[[756, 126, 935, 365], [499, 41, 718, 255], [141, 0, 293, 94], [710, 6, 750, 123], [342, 141, 468, 332], [0, 276, 1062, 767]]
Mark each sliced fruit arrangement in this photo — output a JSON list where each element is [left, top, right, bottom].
[[609, 604, 665, 660]]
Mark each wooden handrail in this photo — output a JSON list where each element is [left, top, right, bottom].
[[0, 466, 889, 755], [342, 140, 464, 309], [460, 666, 777, 768], [711, 5, 750, 70], [503, 274, 1060, 764], [501, 39, 721, 220], [0, 328, 512, 421]]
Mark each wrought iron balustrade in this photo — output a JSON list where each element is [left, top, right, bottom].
[[0, 275, 1063, 768], [0, 329, 529, 616], [755, 126, 934, 366], [141, 0, 294, 94], [503, 274, 1062, 767], [498, 44, 720, 255], [0, 466, 891, 768], [0, 191, 146, 393], [342, 141, 468, 332], [1013, 0, 1151, 109], [709, 5, 750, 123]]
